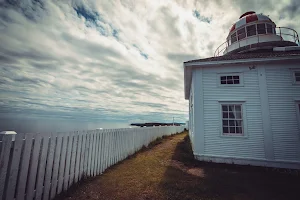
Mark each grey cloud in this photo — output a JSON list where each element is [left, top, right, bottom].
[[281, 0, 300, 19], [0, 54, 17, 64], [132, 101, 166, 108], [148, 6, 181, 39], [0, 46, 57, 62], [2, 0, 48, 22], [61, 32, 122, 59], [167, 53, 197, 63]]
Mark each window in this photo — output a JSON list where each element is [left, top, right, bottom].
[[221, 104, 243, 135], [246, 25, 256, 36], [257, 23, 266, 34], [294, 71, 300, 83], [237, 28, 246, 40], [220, 75, 240, 85], [297, 103, 300, 127], [231, 32, 237, 43], [266, 24, 273, 34]]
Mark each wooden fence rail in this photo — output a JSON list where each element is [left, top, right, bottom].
[[0, 126, 185, 200]]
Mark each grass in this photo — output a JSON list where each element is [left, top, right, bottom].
[[56, 131, 300, 200]]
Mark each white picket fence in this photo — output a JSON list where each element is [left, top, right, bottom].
[[0, 126, 184, 200]]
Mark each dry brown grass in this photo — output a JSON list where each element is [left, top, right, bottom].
[[56, 132, 300, 200]]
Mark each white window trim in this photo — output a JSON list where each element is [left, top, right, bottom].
[[217, 72, 244, 87], [218, 101, 248, 138], [292, 69, 300, 85]]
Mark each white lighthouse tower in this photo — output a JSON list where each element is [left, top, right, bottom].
[[184, 11, 300, 169]]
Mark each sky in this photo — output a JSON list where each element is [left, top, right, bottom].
[[0, 0, 299, 133]]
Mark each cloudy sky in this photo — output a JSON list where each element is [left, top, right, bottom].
[[0, 0, 299, 132]]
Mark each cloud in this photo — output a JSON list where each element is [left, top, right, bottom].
[[0, 0, 299, 131]]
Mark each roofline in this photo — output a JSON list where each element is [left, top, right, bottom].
[[184, 56, 300, 100]]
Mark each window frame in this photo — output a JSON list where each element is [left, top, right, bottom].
[[217, 73, 244, 87], [237, 27, 246, 40], [246, 24, 257, 37], [257, 23, 266, 35], [266, 23, 274, 34], [231, 32, 237, 44], [292, 70, 300, 84], [219, 101, 248, 138]]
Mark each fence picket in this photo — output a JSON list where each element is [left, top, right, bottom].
[[43, 133, 57, 200], [50, 134, 63, 199], [100, 131, 106, 173], [5, 133, 24, 200], [63, 132, 73, 191], [35, 133, 50, 200], [0, 135, 13, 200], [74, 132, 82, 183], [26, 134, 42, 200], [16, 133, 34, 200], [79, 132, 87, 179], [69, 132, 78, 186], [92, 131, 99, 176], [87, 131, 94, 176], [96, 131, 102, 174], [57, 133, 68, 194], [94, 131, 100, 175]]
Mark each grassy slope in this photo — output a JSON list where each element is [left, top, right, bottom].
[[57, 132, 300, 200]]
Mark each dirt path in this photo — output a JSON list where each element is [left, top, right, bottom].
[[57, 132, 300, 200]]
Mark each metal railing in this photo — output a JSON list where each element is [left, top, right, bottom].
[[214, 27, 300, 57]]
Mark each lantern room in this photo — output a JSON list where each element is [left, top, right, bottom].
[[214, 11, 300, 56]]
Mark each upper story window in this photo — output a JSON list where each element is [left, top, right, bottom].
[[219, 73, 243, 86], [247, 24, 257, 36], [294, 71, 300, 83], [257, 23, 266, 34]]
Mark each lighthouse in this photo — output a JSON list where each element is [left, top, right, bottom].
[[215, 11, 299, 56], [184, 12, 300, 169]]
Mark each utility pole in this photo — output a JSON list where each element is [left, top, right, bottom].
[[172, 117, 174, 125]]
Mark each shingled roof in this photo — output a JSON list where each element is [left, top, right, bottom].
[[184, 49, 300, 63]]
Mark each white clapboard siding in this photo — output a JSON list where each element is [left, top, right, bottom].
[[0, 126, 184, 200]]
